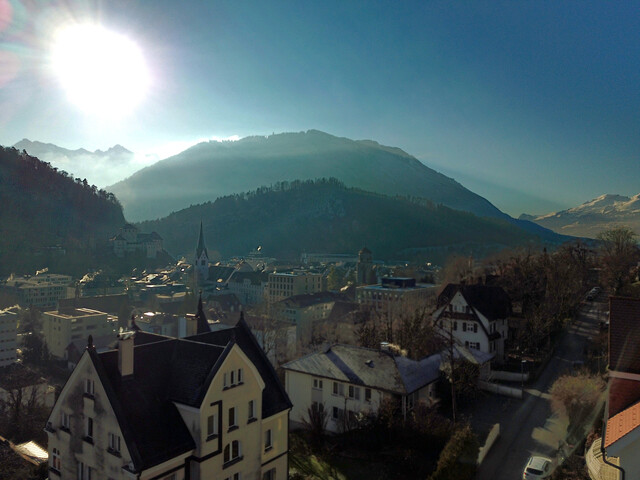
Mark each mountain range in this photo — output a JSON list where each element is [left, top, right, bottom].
[[520, 194, 640, 238], [13, 139, 147, 188], [138, 179, 539, 263], [0, 146, 125, 275], [108, 130, 508, 222]]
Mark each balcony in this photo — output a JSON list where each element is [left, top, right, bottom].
[[586, 437, 621, 480]]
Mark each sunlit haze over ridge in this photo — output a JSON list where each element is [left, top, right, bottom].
[[1, 0, 639, 217]]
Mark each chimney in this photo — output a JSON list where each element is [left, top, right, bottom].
[[118, 331, 135, 377]]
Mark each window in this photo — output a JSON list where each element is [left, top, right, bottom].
[[85, 417, 93, 440], [313, 378, 323, 390], [237, 368, 243, 383], [162, 475, 176, 480], [77, 462, 92, 480], [462, 322, 467, 332], [223, 440, 241, 463], [469, 342, 480, 350], [453, 321, 457, 331], [365, 388, 372, 402], [230, 370, 235, 385], [473, 323, 478, 333], [85, 379, 94, 396], [264, 428, 273, 451], [263, 468, 276, 480], [61, 411, 70, 430], [108, 432, 121, 453], [228, 407, 237, 428], [332, 382, 344, 396], [311, 401, 324, 413], [51, 448, 61, 471], [224, 372, 228, 387], [348, 385, 360, 400], [248, 400, 256, 421], [332, 406, 344, 420], [207, 414, 218, 437], [224, 474, 240, 480]]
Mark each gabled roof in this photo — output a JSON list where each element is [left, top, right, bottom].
[[609, 296, 640, 374], [282, 344, 441, 395], [87, 316, 290, 473], [438, 283, 511, 320], [192, 315, 292, 418], [605, 400, 640, 448]]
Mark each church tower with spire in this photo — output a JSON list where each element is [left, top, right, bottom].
[[195, 222, 209, 285]]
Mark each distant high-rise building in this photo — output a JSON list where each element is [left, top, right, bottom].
[[356, 247, 375, 285], [0, 308, 18, 367], [195, 221, 210, 285], [267, 271, 323, 305]]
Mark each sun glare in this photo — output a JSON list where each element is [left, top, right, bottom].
[[51, 24, 150, 116]]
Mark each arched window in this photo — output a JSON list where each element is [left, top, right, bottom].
[[224, 440, 241, 464]]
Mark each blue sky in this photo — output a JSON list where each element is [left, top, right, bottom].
[[1, 0, 638, 216]]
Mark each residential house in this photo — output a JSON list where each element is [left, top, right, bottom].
[[433, 283, 511, 363], [589, 296, 640, 480], [282, 344, 441, 433], [45, 315, 291, 480]]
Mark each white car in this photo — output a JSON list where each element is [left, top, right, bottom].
[[522, 456, 552, 479]]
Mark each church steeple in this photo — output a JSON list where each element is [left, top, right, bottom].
[[195, 292, 210, 334], [196, 221, 208, 259], [195, 222, 209, 284]]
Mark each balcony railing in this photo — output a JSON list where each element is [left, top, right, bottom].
[[586, 437, 621, 480]]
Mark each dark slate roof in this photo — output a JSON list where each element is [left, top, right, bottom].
[[90, 344, 196, 472], [88, 315, 288, 473], [228, 271, 269, 285], [609, 296, 640, 374], [207, 265, 236, 283], [195, 295, 210, 334], [438, 283, 511, 320], [58, 294, 129, 315], [282, 344, 441, 396], [275, 291, 346, 309], [327, 301, 360, 322], [208, 293, 241, 311], [191, 315, 292, 418]]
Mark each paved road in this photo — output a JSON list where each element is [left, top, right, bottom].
[[473, 297, 605, 480]]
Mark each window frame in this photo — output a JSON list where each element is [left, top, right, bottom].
[[264, 428, 273, 451]]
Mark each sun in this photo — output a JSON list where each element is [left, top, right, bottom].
[[51, 24, 150, 116]]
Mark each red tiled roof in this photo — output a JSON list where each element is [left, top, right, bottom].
[[605, 401, 640, 448], [609, 297, 640, 374]]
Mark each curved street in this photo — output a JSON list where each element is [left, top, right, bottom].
[[473, 296, 605, 480]]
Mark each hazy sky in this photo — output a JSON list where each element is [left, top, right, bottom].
[[1, 1, 638, 216]]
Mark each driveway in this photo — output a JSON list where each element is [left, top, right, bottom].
[[472, 297, 604, 480]]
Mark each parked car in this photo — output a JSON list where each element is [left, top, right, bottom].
[[522, 456, 553, 479]]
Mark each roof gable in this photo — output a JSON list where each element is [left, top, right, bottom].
[[438, 283, 511, 320]]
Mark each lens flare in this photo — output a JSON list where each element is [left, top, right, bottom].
[[51, 24, 150, 116]]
